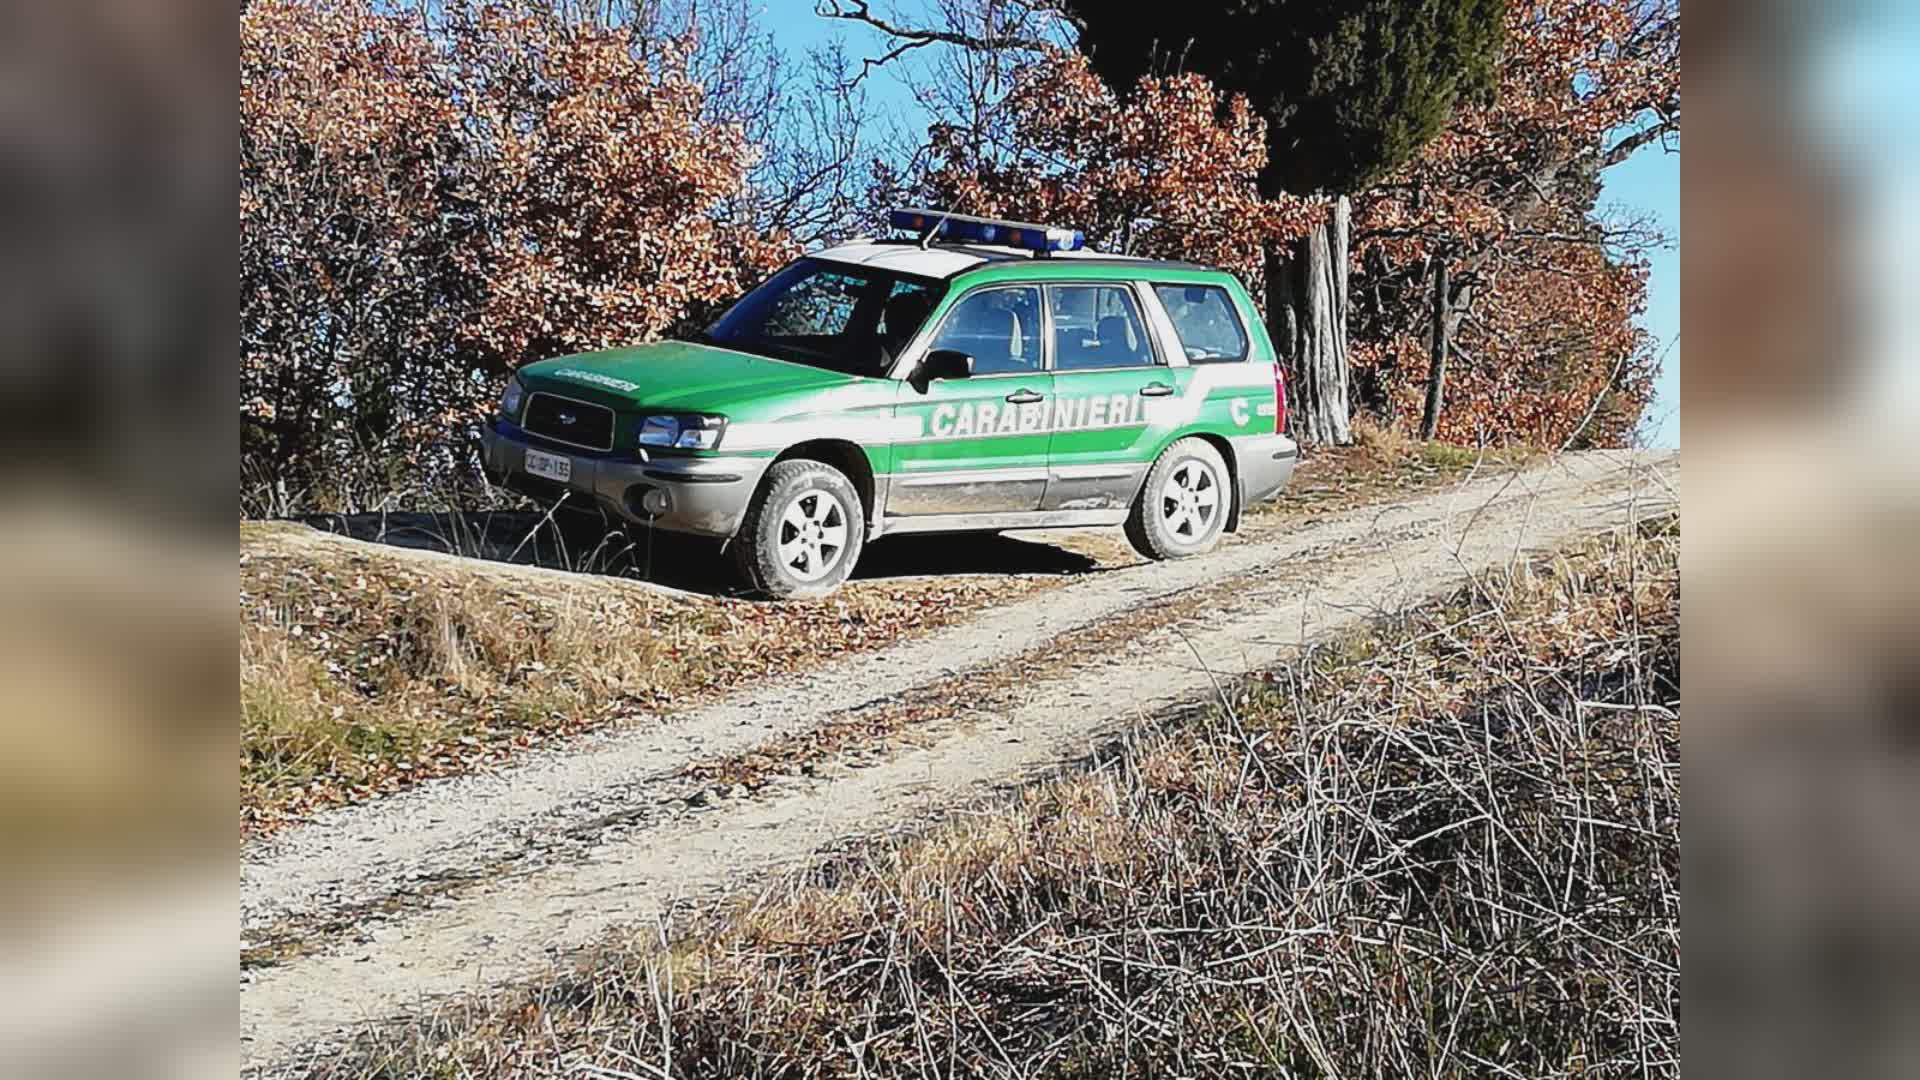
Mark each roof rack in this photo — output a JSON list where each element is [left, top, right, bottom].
[[889, 208, 1085, 257]]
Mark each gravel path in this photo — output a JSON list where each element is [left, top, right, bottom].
[[241, 450, 1676, 1072]]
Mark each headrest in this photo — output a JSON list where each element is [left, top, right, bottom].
[[884, 290, 932, 331]]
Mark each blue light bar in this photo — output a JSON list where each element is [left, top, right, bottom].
[[890, 208, 1086, 253]]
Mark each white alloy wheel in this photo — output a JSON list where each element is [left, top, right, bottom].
[[775, 486, 851, 582], [734, 458, 866, 598], [1159, 458, 1223, 542], [1124, 437, 1233, 561]]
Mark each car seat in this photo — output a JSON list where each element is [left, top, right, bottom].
[[972, 308, 1020, 373], [880, 290, 934, 364], [1096, 314, 1143, 367]]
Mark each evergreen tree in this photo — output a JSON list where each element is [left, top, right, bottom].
[[1065, 0, 1508, 444]]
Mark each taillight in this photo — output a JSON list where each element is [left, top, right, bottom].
[[1273, 363, 1288, 435]]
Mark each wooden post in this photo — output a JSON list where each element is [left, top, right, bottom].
[[1419, 253, 1450, 442]]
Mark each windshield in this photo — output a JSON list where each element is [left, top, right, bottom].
[[699, 258, 945, 377]]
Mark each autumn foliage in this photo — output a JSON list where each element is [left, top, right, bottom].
[[1349, 0, 1679, 446], [899, 0, 1674, 448], [240, 0, 791, 513], [240, 0, 1675, 514], [1352, 243, 1654, 445], [891, 53, 1322, 275]]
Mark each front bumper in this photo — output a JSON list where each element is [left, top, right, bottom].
[[1234, 432, 1300, 506], [481, 422, 770, 538]]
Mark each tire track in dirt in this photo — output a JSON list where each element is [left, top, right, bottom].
[[241, 450, 1675, 1072]]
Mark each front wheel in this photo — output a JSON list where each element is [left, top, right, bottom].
[[1124, 437, 1232, 561], [732, 459, 865, 598]]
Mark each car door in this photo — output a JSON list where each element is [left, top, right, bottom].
[[1041, 281, 1190, 511], [888, 283, 1053, 516]]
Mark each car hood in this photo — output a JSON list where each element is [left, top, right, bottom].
[[519, 340, 858, 412]]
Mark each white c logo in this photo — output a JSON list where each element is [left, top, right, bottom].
[[1230, 397, 1251, 427]]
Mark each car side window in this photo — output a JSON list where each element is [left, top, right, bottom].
[[927, 286, 1043, 376], [1153, 283, 1249, 364], [1049, 284, 1158, 371]]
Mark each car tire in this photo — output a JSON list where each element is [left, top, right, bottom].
[[1124, 437, 1232, 561], [732, 458, 866, 598]]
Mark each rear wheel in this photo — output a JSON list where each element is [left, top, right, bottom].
[[732, 459, 865, 598], [1124, 437, 1231, 561]]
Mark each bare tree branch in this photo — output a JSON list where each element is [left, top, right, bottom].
[[1602, 101, 1681, 168], [816, 0, 1063, 54]]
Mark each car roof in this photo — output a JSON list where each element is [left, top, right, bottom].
[[807, 241, 988, 278], [811, 239, 1221, 282]]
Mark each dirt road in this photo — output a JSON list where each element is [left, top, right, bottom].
[[241, 449, 1676, 1073]]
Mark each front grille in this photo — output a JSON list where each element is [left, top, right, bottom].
[[522, 392, 616, 452]]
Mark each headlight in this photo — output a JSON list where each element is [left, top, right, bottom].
[[638, 413, 726, 450], [499, 376, 526, 420]]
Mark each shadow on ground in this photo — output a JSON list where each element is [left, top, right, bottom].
[[302, 507, 1106, 597]]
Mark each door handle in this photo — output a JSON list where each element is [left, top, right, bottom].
[[1004, 389, 1045, 405], [1139, 382, 1175, 397]]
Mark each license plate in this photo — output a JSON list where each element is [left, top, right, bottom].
[[524, 448, 572, 483]]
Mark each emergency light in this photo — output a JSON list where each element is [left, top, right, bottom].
[[890, 208, 1086, 254]]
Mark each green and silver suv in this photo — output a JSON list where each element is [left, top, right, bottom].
[[482, 210, 1296, 597]]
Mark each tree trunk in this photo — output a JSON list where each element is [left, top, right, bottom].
[[1264, 195, 1352, 447], [1419, 255, 1450, 441]]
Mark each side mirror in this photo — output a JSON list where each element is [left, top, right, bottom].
[[919, 349, 974, 382]]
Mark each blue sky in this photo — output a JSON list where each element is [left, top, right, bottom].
[[1600, 145, 1679, 447], [761, 4, 1682, 445]]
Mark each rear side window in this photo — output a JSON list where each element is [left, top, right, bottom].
[[1154, 284, 1249, 364], [1049, 284, 1158, 371]]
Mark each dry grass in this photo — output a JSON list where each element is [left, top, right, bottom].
[[1249, 416, 1541, 522], [240, 438, 1542, 833], [316, 518, 1680, 1079], [239, 526, 1042, 832], [241, 547, 673, 830]]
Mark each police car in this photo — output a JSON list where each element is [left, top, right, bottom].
[[483, 209, 1297, 597]]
